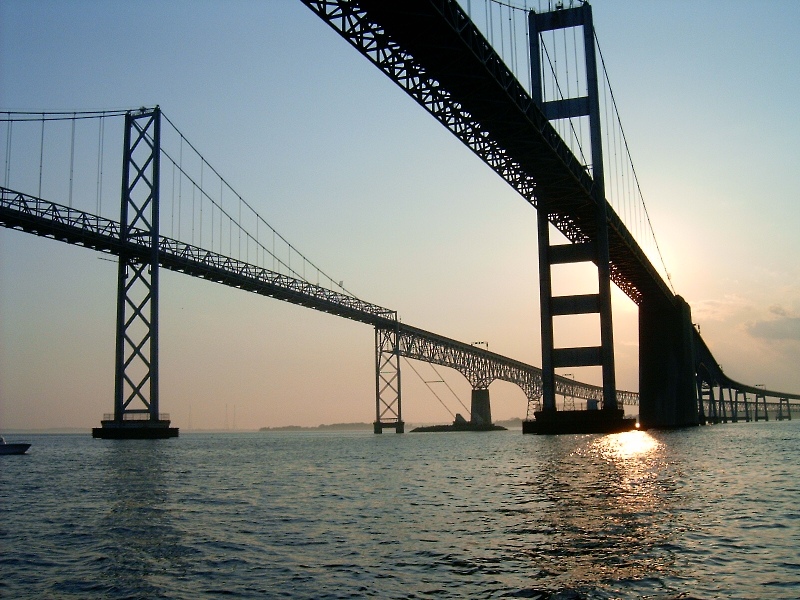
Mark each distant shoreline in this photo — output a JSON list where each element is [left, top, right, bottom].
[[259, 422, 374, 432], [261, 418, 524, 432], [4, 418, 525, 435]]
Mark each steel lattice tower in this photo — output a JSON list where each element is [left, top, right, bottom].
[[93, 106, 177, 438]]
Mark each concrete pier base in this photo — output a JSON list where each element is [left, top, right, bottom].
[[523, 408, 636, 435], [639, 295, 699, 429], [92, 419, 179, 439], [373, 421, 404, 434], [470, 389, 492, 425]]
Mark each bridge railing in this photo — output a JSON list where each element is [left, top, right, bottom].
[[1, 187, 121, 240]]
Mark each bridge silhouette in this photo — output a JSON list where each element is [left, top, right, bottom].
[[1, 0, 797, 435]]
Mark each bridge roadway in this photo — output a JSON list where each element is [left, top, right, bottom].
[[0, 186, 639, 410]]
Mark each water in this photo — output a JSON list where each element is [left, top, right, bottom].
[[1, 422, 799, 599]]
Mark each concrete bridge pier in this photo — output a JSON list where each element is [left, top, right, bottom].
[[639, 295, 700, 429], [470, 388, 492, 425]]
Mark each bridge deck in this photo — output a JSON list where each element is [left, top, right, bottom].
[[306, 0, 672, 307]]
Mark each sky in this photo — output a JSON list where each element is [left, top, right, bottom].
[[1, 0, 799, 431]]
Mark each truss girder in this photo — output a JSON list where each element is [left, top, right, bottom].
[[0, 188, 397, 326], [300, 1, 563, 224], [389, 323, 639, 407]]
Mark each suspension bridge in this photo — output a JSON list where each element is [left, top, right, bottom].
[[1, 0, 797, 436]]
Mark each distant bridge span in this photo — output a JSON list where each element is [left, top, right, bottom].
[[0, 185, 639, 431]]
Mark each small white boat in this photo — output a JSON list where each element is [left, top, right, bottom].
[[0, 436, 30, 455]]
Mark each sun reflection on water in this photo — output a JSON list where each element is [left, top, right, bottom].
[[593, 429, 662, 461]]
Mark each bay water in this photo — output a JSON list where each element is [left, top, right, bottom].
[[1, 422, 799, 599]]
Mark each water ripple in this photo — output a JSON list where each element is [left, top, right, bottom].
[[2, 424, 799, 598]]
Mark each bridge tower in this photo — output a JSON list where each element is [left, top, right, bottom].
[[374, 325, 404, 433], [93, 107, 178, 439], [529, 4, 618, 415]]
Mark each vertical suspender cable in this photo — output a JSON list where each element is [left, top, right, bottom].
[[540, 33, 546, 103], [563, 26, 569, 101], [563, 27, 570, 150], [96, 116, 105, 214], [68, 113, 76, 208], [611, 86, 622, 225], [191, 182, 196, 244], [499, 4, 504, 68], [573, 26, 583, 163], [209, 175, 215, 252], [602, 73, 613, 208], [4, 115, 12, 188], [210, 172, 214, 252], [171, 161, 176, 238], [39, 115, 45, 198], [485, 0, 490, 45], [178, 137, 183, 240], [573, 26, 580, 97], [512, 7, 516, 72], [635, 161, 641, 243], [525, 1, 532, 93], [199, 160, 203, 248]]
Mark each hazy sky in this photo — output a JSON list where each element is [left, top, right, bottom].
[[2, 0, 799, 430]]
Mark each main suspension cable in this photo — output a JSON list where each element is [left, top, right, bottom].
[[594, 30, 676, 295]]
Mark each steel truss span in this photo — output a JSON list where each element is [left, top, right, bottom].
[[0, 186, 639, 408], [0, 187, 396, 326], [389, 323, 638, 407]]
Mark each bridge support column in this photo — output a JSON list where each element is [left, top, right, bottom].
[[639, 296, 699, 429], [530, 3, 618, 414], [93, 107, 177, 440], [470, 388, 492, 426], [778, 398, 791, 420], [374, 325, 404, 433], [754, 392, 768, 421]]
